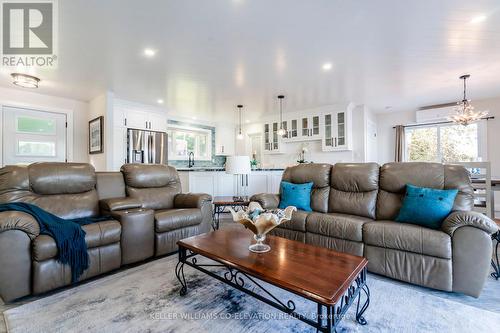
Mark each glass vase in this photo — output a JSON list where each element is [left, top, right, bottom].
[[249, 234, 271, 253]]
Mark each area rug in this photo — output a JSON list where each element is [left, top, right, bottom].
[[4, 255, 500, 333]]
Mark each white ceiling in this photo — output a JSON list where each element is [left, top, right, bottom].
[[1, 0, 500, 122]]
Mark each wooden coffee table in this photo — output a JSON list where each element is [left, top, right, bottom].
[[175, 229, 369, 333]]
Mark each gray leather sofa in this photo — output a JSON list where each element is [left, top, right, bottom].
[[0, 162, 212, 302], [251, 162, 498, 297]]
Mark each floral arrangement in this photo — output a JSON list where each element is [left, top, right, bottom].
[[297, 143, 309, 163]]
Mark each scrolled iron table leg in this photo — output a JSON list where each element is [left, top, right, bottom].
[[356, 284, 370, 325], [175, 247, 188, 295], [491, 232, 500, 280]]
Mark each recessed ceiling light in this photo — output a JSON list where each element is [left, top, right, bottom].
[[157, 99, 164, 104], [470, 15, 487, 24], [245, 119, 250, 123], [11, 73, 40, 88], [322, 62, 333, 71], [192, 116, 197, 120], [144, 48, 156, 57]]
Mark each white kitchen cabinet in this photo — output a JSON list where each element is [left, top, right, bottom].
[[321, 109, 352, 151], [148, 112, 167, 132], [288, 119, 299, 140], [247, 173, 270, 196], [281, 115, 320, 142], [217, 172, 235, 196], [270, 171, 284, 193], [299, 115, 321, 140], [123, 109, 166, 131], [215, 125, 235, 156], [124, 110, 148, 129], [113, 106, 125, 127], [183, 170, 284, 198], [263, 121, 284, 154], [189, 172, 217, 197], [178, 171, 190, 192]]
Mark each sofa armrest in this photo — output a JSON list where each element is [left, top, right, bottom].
[[441, 211, 498, 236], [250, 193, 280, 209], [174, 193, 212, 209], [99, 197, 142, 212], [0, 211, 40, 240]]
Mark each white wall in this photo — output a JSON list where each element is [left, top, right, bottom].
[[0, 86, 89, 164], [376, 109, 415, 164], [88, 92, 111, 171], [238, 103, 374, 168], [376, 96, 500, 213]]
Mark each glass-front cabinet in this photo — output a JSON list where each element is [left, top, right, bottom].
[[321, 110, 351, 151], [264, 123, 270, 151], [272, 122, 279, 150], [288, 119, 298, 139], [282, 118, 298, 141], [263, 109, 350, 153], [263, 121, 283, 153], [301, 117, 309, 137], [284, 115, 321, 142], [311, 115, 320, 137]]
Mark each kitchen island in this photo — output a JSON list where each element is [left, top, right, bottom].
[[176, 168, 284, 198]]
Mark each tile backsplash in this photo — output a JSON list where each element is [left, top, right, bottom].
[[167, 120, 226, 168]]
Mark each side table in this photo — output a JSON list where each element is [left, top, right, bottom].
[[492, 219, 500, 280], [212, 196, 250, 230]]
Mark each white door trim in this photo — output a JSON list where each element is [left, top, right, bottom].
[[0, 102, 74, 167]]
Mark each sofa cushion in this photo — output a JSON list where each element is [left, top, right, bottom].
[[29, 163, 96, 195], [376, 162, 473, 220], [276, 210, 310, 232], [329, 163, 379, 219], [281, 164, 331, 213], [121, 164, 179, 188], [306, 212, 372, 242], [0, 164, 100, 219], [363, 220, 451, 259], [32, 220, 121, 261], [155, 208, 202, 233], [121, 164, 181, 210]]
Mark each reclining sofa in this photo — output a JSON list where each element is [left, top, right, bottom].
[[251, 162, 498, 297], [0, 163, 212, 302]]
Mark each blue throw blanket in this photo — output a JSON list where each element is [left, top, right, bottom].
[[0, 202, 110, 283]]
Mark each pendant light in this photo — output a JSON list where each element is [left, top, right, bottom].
[[448, 74, 488, 126], [236, 105, 244, 140], [277, 95, 286, 136]]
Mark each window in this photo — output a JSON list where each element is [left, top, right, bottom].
[[405, 122, 484, 163], [167, 125, 212, 161], [16, 116, 56, 134], [17, 140, 56, 157], [2, 106, 67, 165]]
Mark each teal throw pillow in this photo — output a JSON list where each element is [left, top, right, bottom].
[[278, 181, 313, 212], [396, 184, 458, 229]]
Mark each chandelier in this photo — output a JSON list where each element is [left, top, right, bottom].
[[448, 74, 488, 126]]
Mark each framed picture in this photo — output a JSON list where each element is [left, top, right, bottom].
[[89, 116, 104, 154]]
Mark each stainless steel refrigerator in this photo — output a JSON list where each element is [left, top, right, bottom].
[[127, 129, 168, 164]]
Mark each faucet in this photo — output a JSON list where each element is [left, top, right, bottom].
[[188, 152, 195, 168]]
